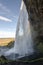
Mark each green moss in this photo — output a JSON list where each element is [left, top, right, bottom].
[[0, 57, 43, 63], [37, 43, 43, 53], [0, 53, 43, 63]]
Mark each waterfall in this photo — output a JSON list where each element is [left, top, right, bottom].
[[3, 0, 34, 60]]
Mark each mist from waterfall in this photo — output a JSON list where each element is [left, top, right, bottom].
[[3, 0, 34, 60]]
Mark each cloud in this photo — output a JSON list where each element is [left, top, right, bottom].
[[0, 16, 12, 22], [0, 3, 10, 13], [0, 3, 18, 19], [0, 31, 15, 38]]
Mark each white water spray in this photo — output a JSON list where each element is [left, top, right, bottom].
[[4, 0, 34, 59]]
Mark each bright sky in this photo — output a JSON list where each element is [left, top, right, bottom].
[[0, 0, 21, 38]]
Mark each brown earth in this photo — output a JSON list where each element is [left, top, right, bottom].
[[0, 38, 14, 46]]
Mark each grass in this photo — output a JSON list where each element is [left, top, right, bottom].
[[22, 58, 43, 62], [0, 56, 43, 63], [0, 57, 11, 63], [0, 38, 14, 46]]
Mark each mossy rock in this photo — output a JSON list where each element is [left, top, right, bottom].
[[37, 43, 43, 53]]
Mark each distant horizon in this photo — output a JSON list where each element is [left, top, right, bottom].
[[0, 31, 16, 38]]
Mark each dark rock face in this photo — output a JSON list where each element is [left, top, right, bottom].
[[0, 53, 43, 65], [23, 0, 43, 51], [0, 61, 43, 65]]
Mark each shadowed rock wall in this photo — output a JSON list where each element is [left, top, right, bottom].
[[23, 0, 43, 51]]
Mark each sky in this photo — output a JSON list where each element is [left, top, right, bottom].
[[0, 0, 21, 38]]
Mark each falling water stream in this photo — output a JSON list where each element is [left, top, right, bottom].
[[3, 0, 34, 60]]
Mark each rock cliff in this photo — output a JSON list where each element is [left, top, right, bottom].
[[23, 0, 43, 51]]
